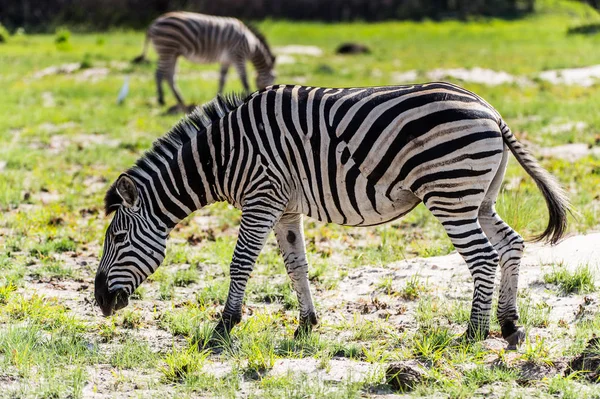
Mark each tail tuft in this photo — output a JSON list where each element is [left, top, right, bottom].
[[500, 120, 570, 245]]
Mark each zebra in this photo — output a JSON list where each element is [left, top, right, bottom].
[[95, 82, 569, 349], [133, 12, 276, 111]]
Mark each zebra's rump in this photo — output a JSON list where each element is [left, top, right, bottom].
[[244, 83, 504, 226]]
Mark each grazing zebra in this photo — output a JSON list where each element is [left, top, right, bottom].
[[95, 82, 569, 349], [133, 12, 276, 110]]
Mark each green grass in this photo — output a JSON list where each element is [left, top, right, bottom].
[[1, 0, 600, 397], [110, 338, 158, 369], [543, 264, 596, 294]]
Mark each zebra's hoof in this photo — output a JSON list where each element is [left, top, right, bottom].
[[294, 323, 314, 339], [294, 312, 318, 339], [505, 326, 526, 350]]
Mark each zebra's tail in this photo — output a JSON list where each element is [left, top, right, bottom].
[[499, 119, 570, 245], [132, 31, 150, 64]]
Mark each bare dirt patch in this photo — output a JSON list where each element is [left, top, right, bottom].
[[76, 67, 110, 83], [539, 65, 600, 87], [32, 63, 81, 79], [392, 68, 531, 86], [538, 143, 600, 162], [274, 45, 324, 57], [427, 68, 530, 86]]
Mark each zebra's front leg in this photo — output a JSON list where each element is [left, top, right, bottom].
[[273, 213, 318, 338], [212, 203, 285, 341], [233, 59, 250, 94], [218, 63, 230, 94]]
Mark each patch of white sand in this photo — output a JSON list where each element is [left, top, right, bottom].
[[274, 45, 323, 57], [426, 67, 529, 86], [539, 143, 600, 162], [270, 358, 376, 382], [76, 67, 110, 82], [32, 63, 80, 79], [275, 54, 296, 65], [332, 233, 600, 324], [539, 65, 600, 87], [541, 121, 587, 135], [391, 70, 418, 84]]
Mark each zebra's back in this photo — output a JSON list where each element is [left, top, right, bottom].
[[239, 83, 504, 226], [148, 12, 251, 63]]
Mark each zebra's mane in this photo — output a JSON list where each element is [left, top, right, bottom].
[[246, 23, 276, 65], [104, 93, 246, 215]]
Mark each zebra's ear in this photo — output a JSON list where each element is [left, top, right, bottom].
[[115, 174, 139, 208]]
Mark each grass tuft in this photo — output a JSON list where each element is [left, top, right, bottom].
[[160, 347, 210, 382], [399, 275, 430, 300], [544, 264, 596, 295]]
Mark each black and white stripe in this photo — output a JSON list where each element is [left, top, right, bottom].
[[95, 82, 569, 348], [133, 12, 276, 108]]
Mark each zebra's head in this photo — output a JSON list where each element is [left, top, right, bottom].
[[95, 174, 167, 316]]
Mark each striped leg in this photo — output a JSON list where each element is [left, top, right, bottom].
[[218, 63, 230, 94], [156, 55, 180, 107], [155, 68, 165, 106], [214, 202, 285, 338], [233, 57, 250, 93], [164, 61, 186, 109], [479, 209, 525, 348], [424, 190, 499, 340], [479, 150, 526, 348], [273, 213, 318, 338], [156, 54, 186, 110]]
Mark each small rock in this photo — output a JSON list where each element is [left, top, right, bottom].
[[336, 42, 371, 55], [386, 360, 427, 391], [517, 361, 562, 385]]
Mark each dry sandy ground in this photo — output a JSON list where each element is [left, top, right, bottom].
[[4, 230, 598, 398]]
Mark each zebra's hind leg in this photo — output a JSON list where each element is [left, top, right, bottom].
[[273, 213, 318, 338], [425, 203, 499, 341], [479, 207, 525, 349], [155, 69, 165, 106], [479, 150, 526, 349]]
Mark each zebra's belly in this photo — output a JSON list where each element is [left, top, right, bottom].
[[185, 50, 226, 64], [296, 171, 421, 227]]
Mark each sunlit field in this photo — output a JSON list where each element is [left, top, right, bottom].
[[1, 1, 600, 397]]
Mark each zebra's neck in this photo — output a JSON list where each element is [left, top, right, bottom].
[[129, 125, 225, 231]]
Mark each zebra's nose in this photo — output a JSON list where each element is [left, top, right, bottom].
[[94, 271, 112, 315]]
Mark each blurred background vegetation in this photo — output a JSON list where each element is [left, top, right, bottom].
[[0, 0, 546, 32]]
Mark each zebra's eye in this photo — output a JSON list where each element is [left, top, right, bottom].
[[114, 232, 127, 244]]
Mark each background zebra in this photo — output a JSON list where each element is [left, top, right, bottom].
[[95, 82, 569, 349], [133, 12, 276, 111]]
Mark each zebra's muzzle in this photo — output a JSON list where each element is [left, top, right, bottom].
[[96, 288, 129, 316], [95, 271, 129, 316]]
